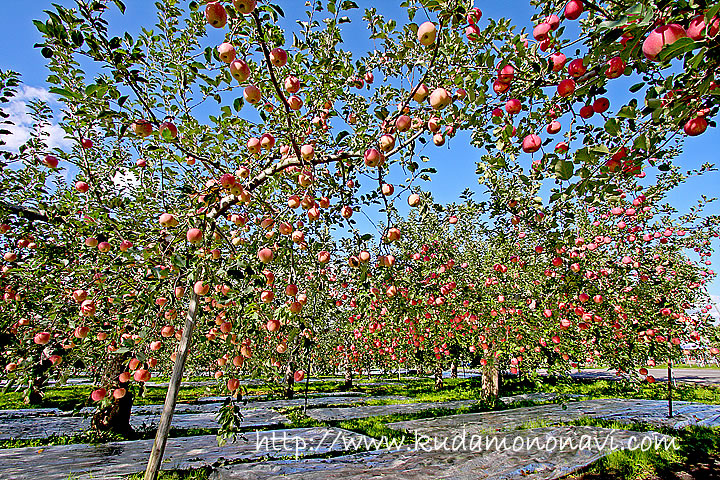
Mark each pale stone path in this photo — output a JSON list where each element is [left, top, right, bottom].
[[0, 428, 372, 480], [0, 394, 409, 440], [213, 426, 669, 480], [0, 408, 288, 440], [305, 399, 480, 422], [387, 398, 720, 435]]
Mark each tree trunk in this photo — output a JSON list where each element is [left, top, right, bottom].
[[343, 360, 353, 391], [283, 362, 295, 399], [92, 355, 134, 436], [482, 364, 501, 401], [450, 361, 458, 379], [434, 366, 444, 390], [26, 357, 52, 405]]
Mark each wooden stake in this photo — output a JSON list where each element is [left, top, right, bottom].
[[144, 292, 199, 480]]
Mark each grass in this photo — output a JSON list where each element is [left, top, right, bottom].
[[536, 376, 720, 404], [559, 418, 720, 479]]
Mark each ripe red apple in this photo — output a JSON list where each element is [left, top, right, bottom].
[[605, 56, 626, 79], [593, 97, 610, 113], [131, 119, 153, 137], [218, 43, 236, 63], [379, 134, 396, 152], [557, 78, 576, 97], [91, 388, 107, 402], [159, 121, 178, 140], [387, 227, 401, 242], [429, 88, 451, 110], [396, 115, 411, 132], [260, 133, 275, 150], [465, 24, 480, 41], [684, 116, 708, 136], [497, 64, 515, 84], [568, 58, 587, 78], [364, 148, 383, 167], [300, 144, 314, 160], [34, 332, 51, 345], [417, 22, 437, 46], [98, 241, 111, 253], [285, 76, 301, 93], [381, 183, 394, 196], [579, 105, 594, 118], [230, 60, 251, 82], [270, 48, 288, 67], [533, 22, 551, 42], [113, 388, 127, 399], [493, 80, 510, 94], [42, 155, 59, 168], [546, 14, 560, 30], [233, 0, 256, 14], [317, 250, 330, 263], [75, 181, 89, 193], [258, 247, 274, 263], [294, 370, 306, 382], [85, 237, 98, 247], [547, 121, 561, 134], [205, 2, 227, 28], [227, 378, 240, 391], [522, 134, 542, 153], [159, 213, 178, 227], [413, 83, 429, 102], [467, 8, 482, 24], [408, 193, 421, 206], [642, 24, 687, 61], [550, 52, 567, 71], [193, 281, 209, 296], [186, 228, 203, 244], [134, 368, 151, 382], [80, 138, 93, 149], [688, 15, 720, 40], [505, 99, 521, 114], [564, 0, 583, 20], [244, 85, 262, 104]]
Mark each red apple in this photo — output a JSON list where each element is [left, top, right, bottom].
[[417, 22, 437, 46], [642, 24, 687, 61], [205, 2, 227, 28], [522, 134, 542, 153], [684, 116, 708, 136], [233, 0, 256, 15], [91, 388, 107, 402], [218, 43, 235, 63], [564, 0, 583, 20], [270, 48, 288, 67]]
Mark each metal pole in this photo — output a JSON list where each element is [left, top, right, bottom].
[[668, 359, 673, 418]]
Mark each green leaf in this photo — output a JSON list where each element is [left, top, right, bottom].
[[656, 38, 699, 62], [555, 159, 574, 180], [604, 119, 620, 136]]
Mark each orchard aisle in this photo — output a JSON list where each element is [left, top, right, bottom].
[[2, 397, 719, 480]]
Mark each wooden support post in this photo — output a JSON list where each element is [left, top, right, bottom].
[[144, 292, 199, 480]]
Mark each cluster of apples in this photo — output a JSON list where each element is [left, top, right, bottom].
[[641, 15, 718, 137]]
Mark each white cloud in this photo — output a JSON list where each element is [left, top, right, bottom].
[[1, 86, 72, 152], [710, 295, 720, 322], [112, 169, 140, 193]]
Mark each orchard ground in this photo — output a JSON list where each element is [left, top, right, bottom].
[[2, 371, 720, 479]]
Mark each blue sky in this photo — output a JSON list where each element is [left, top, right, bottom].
[[1, 0, 718, 311]]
